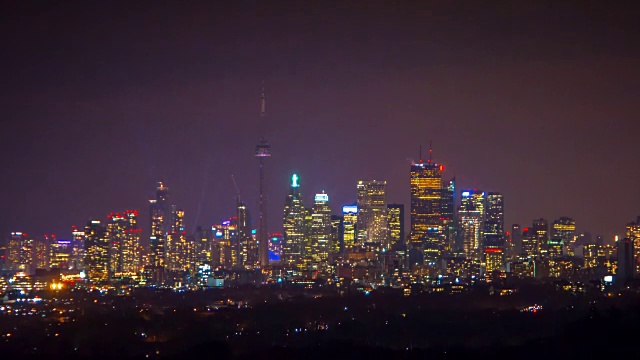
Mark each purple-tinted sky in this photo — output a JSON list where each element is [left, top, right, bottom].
[[1, 1, 639, 244]]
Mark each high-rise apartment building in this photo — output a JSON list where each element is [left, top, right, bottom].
[[149, 182, 170, 271]]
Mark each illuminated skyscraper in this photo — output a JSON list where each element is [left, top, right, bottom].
[[484, 193, 504, 246], [521, 227, 538, 258], [7, 232, 33, 273], [84, 220, 109, 284], [194, 226, 212, 266], [167, 208, 193, 272], [626, 217, 640, 273], [387, 204, 404, 250], [410, 155, 444, 262], [212, 219, 238, 269], [283, 174, 305, 268], [483, 193, 504, 272], [34, 235, 50, 270], [330, 215, 343, 257], [357, 180, 388, 245], [268, 232, 283, 262], [441, 178, 456, 251], [458, 190, 485, 262], [302, 208, 314, 269], [149, 182, 170, 272], [49, 239, 72, 270], [550, 217, 575, 258], [342, 204, 358, 252], [511, 224, 522, 258], [71, 225, 85, 270], [108, 210, 141, 277], [236, 200, 255, 267], [311, 192, 332, 265], [533, 218, 549, 258]]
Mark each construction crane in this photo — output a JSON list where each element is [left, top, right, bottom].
[[231, 174, 241, 204]]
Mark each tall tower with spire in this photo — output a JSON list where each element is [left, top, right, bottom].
[[255, 82, 271, 267], [409, 141, 445, 267]]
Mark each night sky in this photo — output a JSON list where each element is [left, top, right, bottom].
[[2, 1, 639, 244]]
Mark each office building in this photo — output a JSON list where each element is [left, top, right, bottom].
[[387, 204, 404, 250], [458, 190, 485, 262], [553, 217, 576, 256], [342, 204, 358, 253], [441, 178, 456, 251], [410, 157, 444, 260], [283, 174, 306, 268], [108, 210, 141, 277], [7, 232, 33, 273], [533, 218, 549, 258], [357, 180, 388, 245], [512, 224, 523, 258], [84, 220, 109, 284]]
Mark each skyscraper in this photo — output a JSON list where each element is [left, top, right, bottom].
[[84, 220, 109, 284], [167, 208, 191, 271], [357, 180, 388, 245], [626, 217, 640, 273], [441, 178, 456, 251], [149, 182, 170, 273], [283, 174, 305, 268], [410, 156, 444, 262], [483, 192, 504, 272], [550, 217, 575, 258], [533, 218, 549, 258], [511, 224, 523, 258], [617, 237, 635, 285], [34, 235, 49, 270], [521, 226, 538, 258], [49, 239, 72, 270], [71, 225, 85, 270], [7, 232, 32, 273], [236, 200, 254, 267], [330, 215, 343, 257], [107, 210, 141, 277], [311, 192, 332, 265], [342, 204, 358, 253], [387, 204, 404, 250], [458, 190, 485, 262]]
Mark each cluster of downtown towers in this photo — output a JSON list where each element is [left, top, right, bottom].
[[10, 146, 632, 286]]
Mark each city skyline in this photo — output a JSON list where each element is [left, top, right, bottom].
[[2, 1, 639, 243]]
